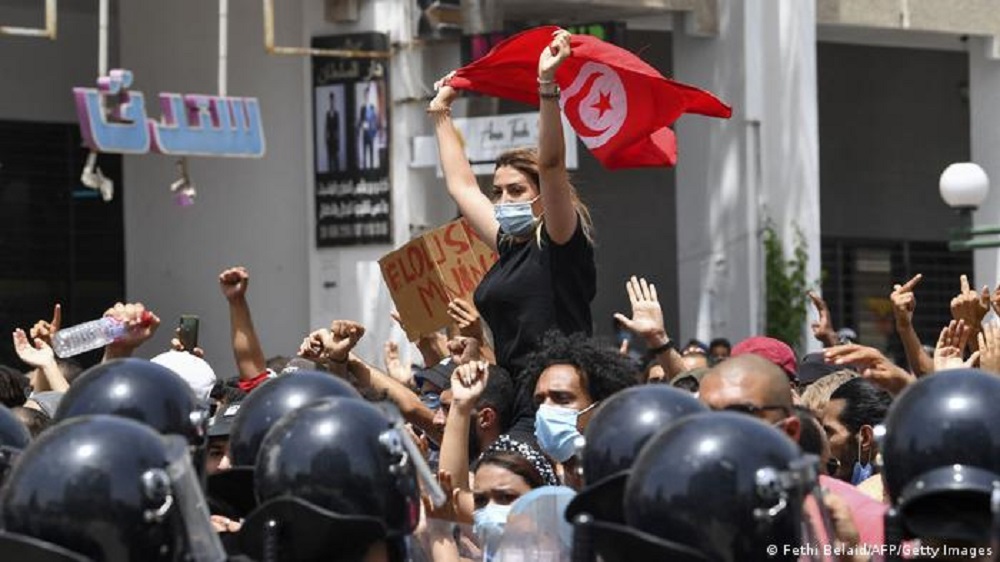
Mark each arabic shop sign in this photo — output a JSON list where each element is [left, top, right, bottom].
[[73, 69, 266, 158]]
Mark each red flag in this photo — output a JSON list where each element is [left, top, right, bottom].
[[449, 26, 732, 169]]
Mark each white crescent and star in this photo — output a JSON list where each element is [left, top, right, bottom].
[[559, 61, 627, 149]]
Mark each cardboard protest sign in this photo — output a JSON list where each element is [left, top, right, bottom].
[[379, 219, 498, 340]]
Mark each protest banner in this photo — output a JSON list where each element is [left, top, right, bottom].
[[379, 219, 497, 340]]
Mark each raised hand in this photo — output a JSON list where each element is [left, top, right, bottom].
[[978, 320, 1000, 375], [298, 329, 331, 363], [992, 285, 1000, 318], [326, 320, 365, 362], [104, 302, 160, 353], [170, 327, 205, 358], [951, 275, 989, 337], [447, 336, 482, 365], [935, 319, 978, 371], [613, 276, 668, 347], [808, 291, 837, 347], [824, 344, 915, 395], [450, 361, 489, 414], [383, 341, 413, 387], [422, 470, 466, 523], [219, 266, 250, 302], [29, 304, 62, 347], [890, 274, 922, 328], [13, 328, 55, 368], [447, 298, 484, 339], [538, 29, 571, 81], [428, 71, 458, 113]]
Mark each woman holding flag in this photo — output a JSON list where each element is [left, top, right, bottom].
[[427, 29, 598, 439]]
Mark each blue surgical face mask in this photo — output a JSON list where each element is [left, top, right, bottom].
[[534, 403, 596, 463], [851, 437, 874, 485], [420, 392, 440, 411], [473, 502, 511, 559], [494, 197, 539, 237]]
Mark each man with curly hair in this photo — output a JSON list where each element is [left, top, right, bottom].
[[519, 330, 637, 486]]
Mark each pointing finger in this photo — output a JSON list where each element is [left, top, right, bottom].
[[899, 274, 923, 292], [961, 274, 971, 294]]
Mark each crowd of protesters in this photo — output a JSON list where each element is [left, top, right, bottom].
[[0, 28, 998, 562]]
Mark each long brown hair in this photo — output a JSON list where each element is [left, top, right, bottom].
[[494, 148, 594, 244]]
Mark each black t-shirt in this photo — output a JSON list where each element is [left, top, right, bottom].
[[474, 220, 596, 434]]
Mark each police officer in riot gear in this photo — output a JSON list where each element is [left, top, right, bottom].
[[54, 358, 209, 445], [0, 415, 226, 562], [238, 397, 423, 562], [208, 370, 362, 518], [0, 403, 30, 484], [574, 411, 835, 562], [880, 368, 1000, 562], [565, 385, 706, 525]]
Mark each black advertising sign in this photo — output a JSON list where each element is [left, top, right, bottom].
[[312, 33, 392, 247]]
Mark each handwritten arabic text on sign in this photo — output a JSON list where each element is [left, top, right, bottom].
[[379, 219, 498, 340], [73, 69, 266, 158]]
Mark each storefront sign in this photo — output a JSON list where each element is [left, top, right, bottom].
[[73, 69, 265, 157]]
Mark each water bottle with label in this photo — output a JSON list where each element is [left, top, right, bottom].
[[51, 311, 152, 358]]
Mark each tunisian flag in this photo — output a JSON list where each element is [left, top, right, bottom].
[[449, 26, 732, 169]]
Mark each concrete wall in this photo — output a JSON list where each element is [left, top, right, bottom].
[[119, 1, 309, 372], [818, 42, 969, 242], [0, 2, 108, 122], [672, 0, 821, 349], [969, 37, 1000, 298]]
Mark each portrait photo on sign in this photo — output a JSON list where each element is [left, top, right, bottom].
[[355, 79, 387, 171], [314, 84, 347, 174]]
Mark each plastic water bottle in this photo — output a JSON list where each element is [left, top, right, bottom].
[[51, 311, 152, 358]]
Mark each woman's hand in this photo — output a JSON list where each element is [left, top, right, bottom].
[[538, 29, 571, 82], [429, 72, 459, 113]]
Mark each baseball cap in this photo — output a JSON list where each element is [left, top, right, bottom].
[[151, 350, 217, 402], [731, 336, 798, 381], [796, 352, 840, 387], [414, 359, 454, 391], [28, 390, 63, 418], [208, 398, 242, 438]]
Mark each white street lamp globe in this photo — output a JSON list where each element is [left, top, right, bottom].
[[940, 162, 990, 209]]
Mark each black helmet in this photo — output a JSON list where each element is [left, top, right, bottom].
[[239, 397, 420, 561], [54, 358, 207, 444], [208, 371, 361, 518], [0, 404, 30, 484], [880, 368, 1000, 547], [566, 385, 706, 524], [577, 412, 826, 562], [226, 371, 360, 467], [0, 415, 225, 562]]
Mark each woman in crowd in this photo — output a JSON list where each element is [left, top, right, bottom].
[[427, 30, 596, 377]]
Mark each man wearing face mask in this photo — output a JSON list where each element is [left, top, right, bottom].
[[821, 378, 891, 485], [523, 330, 637, 487]]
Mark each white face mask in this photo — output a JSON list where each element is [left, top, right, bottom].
[[534, 402, 598, 463], [473, 502, 512, 560], [495, 197, 539, 237]]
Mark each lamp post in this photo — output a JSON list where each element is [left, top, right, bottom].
[[940, 162, 998, 251]]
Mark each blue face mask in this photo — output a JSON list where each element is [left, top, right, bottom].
[[534, 403, 596, 463], [494, 198, 538, 237], [851, 438, 874, 485], [420, 392, 440, 411], [473, 502, 511, 560]]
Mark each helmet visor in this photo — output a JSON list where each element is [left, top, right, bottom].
[[164, 438, 227, 562], [491, 486, 576, 562]]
